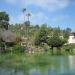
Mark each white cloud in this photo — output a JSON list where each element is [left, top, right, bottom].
[[5, 0, 17, 4], [7, 0, 70, 24], [5, 0, 70, 11], [20, 0, 70, 11]]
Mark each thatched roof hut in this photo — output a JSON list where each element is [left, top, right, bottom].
[[0, 30, 16, 43]]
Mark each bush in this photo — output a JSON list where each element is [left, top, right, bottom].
[[63, 44, 75, 52], [47, 36, 66, 49], [12, 45, 25, 53]]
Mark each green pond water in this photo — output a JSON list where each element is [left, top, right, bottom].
[[0, 56, 75, 75]]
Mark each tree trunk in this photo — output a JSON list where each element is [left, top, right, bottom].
[[57, 47, 61, 55], [51, 47, 53, 55]]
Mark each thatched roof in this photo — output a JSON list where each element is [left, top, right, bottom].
[[0, 30, 16, 43]]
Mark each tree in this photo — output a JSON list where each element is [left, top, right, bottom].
[[0, 12, 9, 30], [35, 25, 39, 29], [35, 24, 48, 46], [47, 36, 65, 48], [25, 13, 31, 27], [22, 8, 26, 22], [26, 13, 31, 21], [47, 35, 66, 54], [53, 27, 61, 36], [63, 28, 71, 39]]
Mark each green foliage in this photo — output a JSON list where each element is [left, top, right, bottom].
[[47, 27, 67, 49], [53, 27, 61, 36], [63, 44, 75, 51], [47, 35, 66, 49], [34, 24, 48, 46], [63, 28, 71, 39], [0, 11, 75, 55], [12, 45, 25, 53], [0, 12, 9, 30], [43, 43, 50, 52], [0, 42, 5, 53]]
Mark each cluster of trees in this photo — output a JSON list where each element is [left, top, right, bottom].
[[0, 11, 73, 54], [34, 25, 68, 51], [0, 12, 16, 52], [11, 17, 72, 49]]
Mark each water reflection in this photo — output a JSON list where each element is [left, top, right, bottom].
[[0, 56, 75, 75], [69, 56, 75, 73]]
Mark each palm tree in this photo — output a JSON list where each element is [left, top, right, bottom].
[[25, 13, 31, 27], [25, 13, 31, 37], [22, 8, 26, 23], [22, 8, 26, 36], [26, 13, 31, 21]]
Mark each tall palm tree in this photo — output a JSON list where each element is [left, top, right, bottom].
[[26, 13, 31, 37], [22, 8, 29, 51], [26, 13, 31, 21], [22, 8, 26, 35], [22, 8, 26, 23]]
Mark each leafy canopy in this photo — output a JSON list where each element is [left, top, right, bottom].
[[0, 12, 9, 30]]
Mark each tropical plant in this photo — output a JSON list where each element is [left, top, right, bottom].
[[22, 8, 26, 22]]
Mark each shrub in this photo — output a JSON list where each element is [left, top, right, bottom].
[[12, 45, 25, 53]]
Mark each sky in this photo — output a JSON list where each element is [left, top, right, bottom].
[[0, 0, 75, 31]]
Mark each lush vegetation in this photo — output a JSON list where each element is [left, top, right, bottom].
[[0, 11, 75, 54], [0, 11, 75, 69]]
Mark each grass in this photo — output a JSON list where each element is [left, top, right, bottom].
[[0, 48, 75, 70], [0, 53, 51, 70]]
